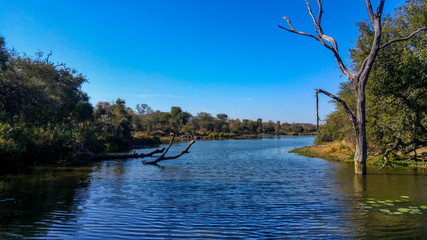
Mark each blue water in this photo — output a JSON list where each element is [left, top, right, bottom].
[[0, 136, 426, 239]]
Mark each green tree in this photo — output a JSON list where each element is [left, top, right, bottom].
[[275, 121, 281, 135], [94, 99, 133, 148], [281, 0, 426, 174], [320, 0, 426, 161], [0, 36, 8, 70], [169, 106, 192, 133], [75, 101, 94, 123]]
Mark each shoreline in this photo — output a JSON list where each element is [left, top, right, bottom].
[[290, 141, 427, 169]]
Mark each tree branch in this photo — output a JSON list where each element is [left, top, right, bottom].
[[380, 27, 427, 49], [315, 90, 320, 133], [157, 132, 176, 160], [139, 147, 166, 158], [278, 18, 320, 41], [364, 0, 375, 23], [279, 0, 354, 80], [355, 0, 385, 85], [142, 132, 195, 165], [375, 0, 385, 18], [316, 89, 356, 127]]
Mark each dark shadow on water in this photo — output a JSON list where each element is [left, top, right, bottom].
[[0, 165, 93, 238]]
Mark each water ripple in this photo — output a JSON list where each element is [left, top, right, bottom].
[[1, 136, 426, 239]]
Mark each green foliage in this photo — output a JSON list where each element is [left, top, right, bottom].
[[75, 101, 94, 122], [0, 36, 8, 70], [93, 99, 134, 149], [0, 51, 88, 126], [169, 106, 191, 132], [0, 34, 317, 164]]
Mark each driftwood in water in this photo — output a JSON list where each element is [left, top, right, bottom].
[[77, 147, 166, 162], [77, 133, 195, 165], [143, 133, 195, 166]]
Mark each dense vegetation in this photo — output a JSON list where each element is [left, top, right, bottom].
[[132, 107, 316, 139], [0, 39, 315, 164], [317, 0, 426, 166]]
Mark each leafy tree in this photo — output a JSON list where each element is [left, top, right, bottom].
[[280, 0, 426, 174], [320, 0, 426, 161], [0, 36, 8, 70], [75, 101, 94, 123], [94, 99, 133, 148], [169, 106, 192, 132], [275, 121, 281, 135], [0, 51, 88, 126], [136, 103, 153, 115]]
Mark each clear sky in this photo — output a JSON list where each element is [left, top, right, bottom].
[[0, 0, 404, 123]]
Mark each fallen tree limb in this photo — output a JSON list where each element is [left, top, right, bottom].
[[73, 132, 195, 165], [77, 147, 165, 162], [143, 132, 195, 165]]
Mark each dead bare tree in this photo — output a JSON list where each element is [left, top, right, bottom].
[[279, 0, 427, 174]]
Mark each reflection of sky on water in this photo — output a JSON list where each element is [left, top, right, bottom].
[[0, 136, 426, 239]]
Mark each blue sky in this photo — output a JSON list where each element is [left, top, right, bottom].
[[0, 0, 404, 123]]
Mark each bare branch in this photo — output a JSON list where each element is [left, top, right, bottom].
[[46, 51, 52, 63], [364, 0, 375, 23], [155, 141, 195, 162], [305, 0, 318, 25], [315, 90, 320, 133], [316, 0, 323, 26], [139, 147, 166, 158], [380, 28, 427, 49], [278, 24, 320, 41], [156, 132, 176, 160], [280, 1, 354, 80], [143, 140, 195, 165], [355, 0, 385, 84], [316, 89, 356, 127], [278, 16, 320, 41], [375, 0, 385, 18]]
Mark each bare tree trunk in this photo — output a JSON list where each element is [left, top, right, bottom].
[[281, 0, 426, 175], [354, 85, 367, 175]]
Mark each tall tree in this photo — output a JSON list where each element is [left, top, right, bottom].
[[279, 0, 426, 174]]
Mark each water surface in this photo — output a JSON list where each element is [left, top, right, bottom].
[[0, 136, 426, 239]]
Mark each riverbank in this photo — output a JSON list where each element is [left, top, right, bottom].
[[291, 141, 427, 169], [158, 133, 317, 143], [290, 141, 354, 163]]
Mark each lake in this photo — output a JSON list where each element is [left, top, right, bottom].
[[0, 136, 426, 239]]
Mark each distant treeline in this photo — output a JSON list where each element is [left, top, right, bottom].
[[0, 36, 315, 164], [131, 104, 316, 138]]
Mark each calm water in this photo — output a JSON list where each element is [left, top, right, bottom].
[[0, 136, 426, 239]]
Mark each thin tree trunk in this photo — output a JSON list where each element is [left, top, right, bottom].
[[354, 92, 367, 174]]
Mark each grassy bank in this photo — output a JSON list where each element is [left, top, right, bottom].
[[290, 141, 427, 169], [290, 141, 354, 163]]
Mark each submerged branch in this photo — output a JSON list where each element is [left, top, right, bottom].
[[77, 147, 165, 162], [143, 139, 195, 165], [142, 131, 195, 165]]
